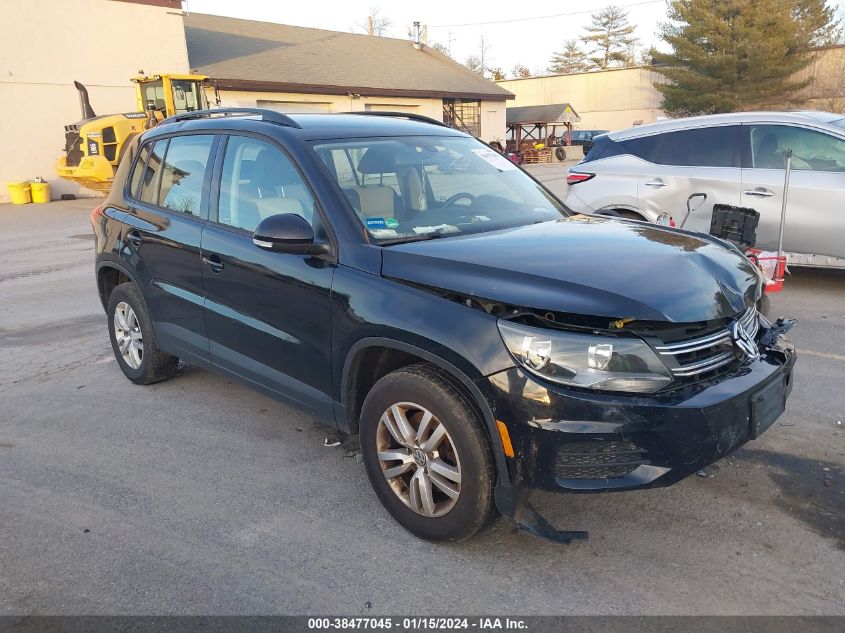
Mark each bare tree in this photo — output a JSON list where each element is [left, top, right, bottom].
[[356, 6, 392, 36], [464, 34, 493, 78], [464, 55, 483, 76], [431, 42, 453, 59], [511, 63, 532, 78]]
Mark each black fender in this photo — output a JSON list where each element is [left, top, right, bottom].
[[338, 337, 512, 490]]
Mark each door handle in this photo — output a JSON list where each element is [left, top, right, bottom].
[[126, 230, 142, 248], [744, 188, 774, 198], [644, 179, 667, 188], [202, 253, 224, 274]]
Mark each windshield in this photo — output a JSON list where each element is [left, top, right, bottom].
[[312, 136, 566, 243]]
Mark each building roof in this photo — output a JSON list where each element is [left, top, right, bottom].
[[506, 103, 581, 125], [184, 13, 514, 101]]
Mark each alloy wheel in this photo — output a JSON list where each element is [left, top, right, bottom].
[[113, 301, 143, 369], [376, 402, 462, 517]]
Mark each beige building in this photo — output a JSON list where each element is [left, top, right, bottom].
[[497, 67, 665, 132], [0, 3, 511, 203], [497, 45, 845, 133], [184, 14, 511, 142], [0, 0, 189, 202]]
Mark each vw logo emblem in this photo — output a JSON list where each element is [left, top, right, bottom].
[[730, 320, 759, 360], [412, 449, 427, 468]]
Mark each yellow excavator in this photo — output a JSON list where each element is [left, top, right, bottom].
[[56, 73, 208, 192]]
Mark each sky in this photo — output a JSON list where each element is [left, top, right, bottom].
[[184, 0, 845, 78]]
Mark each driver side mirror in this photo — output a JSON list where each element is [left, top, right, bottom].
[[253, 213, 329, 256]]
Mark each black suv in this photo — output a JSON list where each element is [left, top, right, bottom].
[[93, 109, 796, 542]]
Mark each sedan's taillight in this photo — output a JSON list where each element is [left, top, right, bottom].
[[566, 171, 595, 185]]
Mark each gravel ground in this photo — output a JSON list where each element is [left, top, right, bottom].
[[0, 198, 842, 615]]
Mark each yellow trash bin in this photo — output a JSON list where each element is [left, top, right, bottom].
[[30, 181, 50, 204], [7, 182, 31, 205]]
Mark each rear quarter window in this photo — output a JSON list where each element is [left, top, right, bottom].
[[128, 143, 151, 199]]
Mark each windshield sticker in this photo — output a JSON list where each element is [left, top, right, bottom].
[[471, 148, 518, 171], [365, 217, 387, 229], [385, 217, 399, 229]]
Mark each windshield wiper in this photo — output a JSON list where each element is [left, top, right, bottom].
[[377, 232, 447, 246]]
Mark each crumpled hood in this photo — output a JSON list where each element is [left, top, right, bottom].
[[381, 216, 761, 323]]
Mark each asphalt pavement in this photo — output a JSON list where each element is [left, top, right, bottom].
[[0, 197, 842, 615]]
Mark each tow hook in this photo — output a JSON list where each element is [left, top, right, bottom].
[[760, 317, 797, 348]]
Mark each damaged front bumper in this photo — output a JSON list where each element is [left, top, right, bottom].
[[486, 331, 796, 538]]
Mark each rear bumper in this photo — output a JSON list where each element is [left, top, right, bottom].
[[487, 337, 795, 506]]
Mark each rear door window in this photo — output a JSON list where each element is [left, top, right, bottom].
[[624, 126, 739, 167], [158, 135, 214, 215]]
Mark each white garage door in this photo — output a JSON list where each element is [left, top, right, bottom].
[[257, 100, 331, 113]]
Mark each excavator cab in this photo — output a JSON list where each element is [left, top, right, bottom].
[[56, 73, 208, 192]]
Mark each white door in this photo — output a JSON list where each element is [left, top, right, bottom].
[[741, 124, 845, 258]]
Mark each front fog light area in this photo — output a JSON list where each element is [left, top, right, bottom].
[[498, 321, 673, 393]]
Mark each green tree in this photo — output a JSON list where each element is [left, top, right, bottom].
[[581, 5, 639, 69], [548, 39, 592, 74], [654, 0, 840, 116]]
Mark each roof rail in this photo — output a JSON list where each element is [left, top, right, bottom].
[[160, 107, 302, 129], [344, 111, 450, 128]]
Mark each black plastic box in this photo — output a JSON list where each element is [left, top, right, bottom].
[[709, 204, 760, 249]]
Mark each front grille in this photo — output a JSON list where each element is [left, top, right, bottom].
[[556, 440, 649, 479], [655, 307, 759, 379]]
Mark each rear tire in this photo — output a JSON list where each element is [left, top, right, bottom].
[[107, 282, 179, 385], [359, 364, 495, 541]]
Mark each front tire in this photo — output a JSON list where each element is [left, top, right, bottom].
[[107, 282, 178, 385], [359, 364, 495, 541]]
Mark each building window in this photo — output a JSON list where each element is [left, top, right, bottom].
[[443, 98, 481, 137]]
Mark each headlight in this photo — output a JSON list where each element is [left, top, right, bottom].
[[498, 321, 673, 393]]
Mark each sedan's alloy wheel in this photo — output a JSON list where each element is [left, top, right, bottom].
[[376, 402, 462, 517], [113, 301, 143, 369]]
